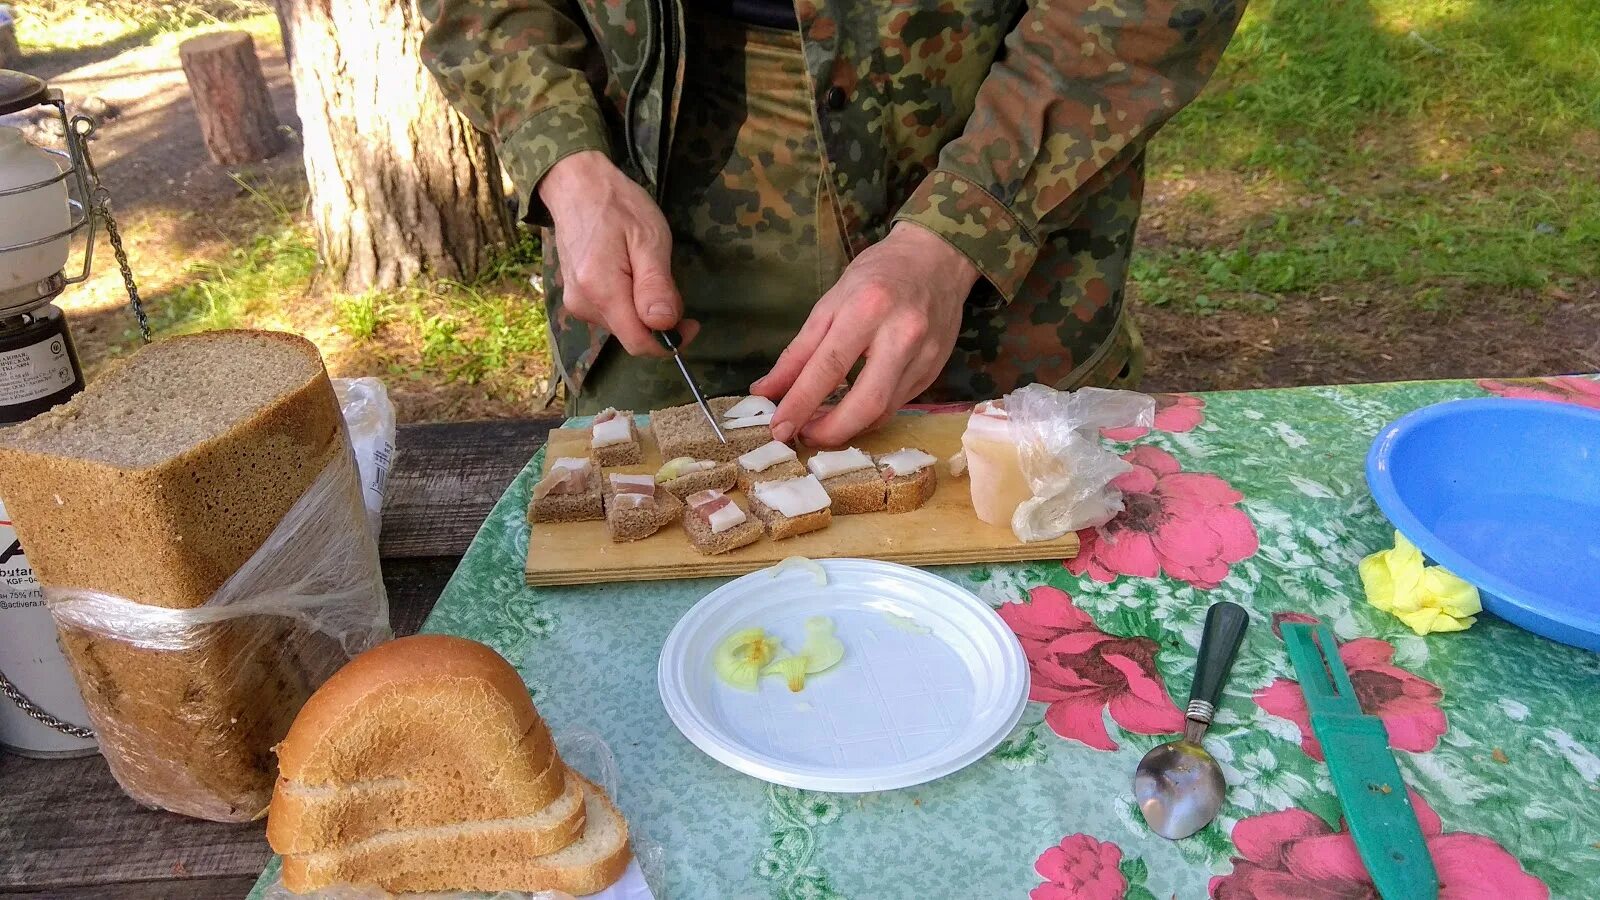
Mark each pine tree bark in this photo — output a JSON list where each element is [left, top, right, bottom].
[[279, 0, 510, 292], [0, 16, 23, 69], [179, 32, 283, 166]]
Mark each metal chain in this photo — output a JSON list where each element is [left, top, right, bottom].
[[73, 116, 149, 343], [0, 667, 95, 739]]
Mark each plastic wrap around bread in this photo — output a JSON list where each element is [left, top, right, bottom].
[[0, 330, 390, 822]]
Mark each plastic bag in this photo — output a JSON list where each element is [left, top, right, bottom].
[[1008, 384, 1155, 542], [37, 387, 393, 821], [333, 377, 397, 536], [258, 729, 666, 900], [47, 453, 389, 653]]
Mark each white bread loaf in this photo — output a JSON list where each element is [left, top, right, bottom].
[[268, 635, 632, 896]]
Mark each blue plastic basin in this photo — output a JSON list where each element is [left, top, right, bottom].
[[1366, 398, 1600, 653]]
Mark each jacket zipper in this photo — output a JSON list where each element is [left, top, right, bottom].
[[653, 0, 683, 197]]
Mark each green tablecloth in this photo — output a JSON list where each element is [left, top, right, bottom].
[[255, 375, 1600, 899]]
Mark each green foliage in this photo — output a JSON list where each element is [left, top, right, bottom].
[[334, 292, 384, 341], [14, 0, 271, 51], [152, 223, 317, 336]]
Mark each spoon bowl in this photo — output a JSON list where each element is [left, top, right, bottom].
[[1134, 734, 1227, 839], [1132, 601, 1249, 840]]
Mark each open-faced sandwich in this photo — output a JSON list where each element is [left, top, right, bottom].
[[875, 447, 939, 513], [735, 439, 807, 492], [807, 447, 887, 515], [655, 456, 737, 499], [652, 395, 775, 462], [588, 408, 642, 467], [682, 488, 763, 555], [529, 457, 603, 523], [602, 473, 684, 542], [748, 473, 833, 540]]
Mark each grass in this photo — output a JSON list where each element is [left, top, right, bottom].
[[141, 174, 551, 418], [1136, 0, 1600, 316], [14, 1, 269, 52]]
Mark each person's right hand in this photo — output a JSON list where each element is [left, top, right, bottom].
[[538, 150, 695, 356]]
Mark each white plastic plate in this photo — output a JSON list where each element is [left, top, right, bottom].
[[658, 559, 1029, 792]]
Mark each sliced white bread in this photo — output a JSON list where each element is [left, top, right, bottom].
[[268, 636, 566, 853], [280, 776, 631, 895], [268, 724, 567, 853]]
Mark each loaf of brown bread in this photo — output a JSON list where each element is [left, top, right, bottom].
[[0, 330, 387, 822]]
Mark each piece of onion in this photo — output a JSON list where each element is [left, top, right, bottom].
[[770, 555, 827, 585], [714, 628, 781, 690], [761, 655, 810, 692], [799, 616, 845, 672]]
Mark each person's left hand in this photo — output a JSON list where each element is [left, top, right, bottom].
[[750, 222, 980, 447]]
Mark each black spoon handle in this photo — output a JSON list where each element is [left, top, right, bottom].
[[1187, 601, 1250, 722]]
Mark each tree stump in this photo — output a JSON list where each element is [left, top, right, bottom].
[[178, 31, 283, 166], [0, 8, 22, 70]]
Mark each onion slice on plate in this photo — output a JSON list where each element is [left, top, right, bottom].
[[770, 555, 827, 585]]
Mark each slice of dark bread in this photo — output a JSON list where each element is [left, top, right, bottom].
[[820, 468, 888, 515], [682, 503, 763, 555], [747, 493, 832, 541], [529, 464, 603, 523], [603, 489, 684, 542], [660, 462, 737, 499], [589, 412, 641, 467], [651, 397, 772, 462], [880, 464, 936, 513], [735, 458, 807, 493]]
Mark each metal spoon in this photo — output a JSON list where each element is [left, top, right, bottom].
[[1133, 601, 1249, 840]]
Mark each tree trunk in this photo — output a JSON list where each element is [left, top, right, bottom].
[[179, 32, 283, 166], [0, 16, 21, 70], [279, 0, 510, 292]]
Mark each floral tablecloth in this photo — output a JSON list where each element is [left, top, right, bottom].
[[253, 376, 1600, 900]]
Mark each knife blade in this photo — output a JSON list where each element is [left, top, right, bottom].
[[1282, 622, 1439, 900], [655, 329, 726, 444]]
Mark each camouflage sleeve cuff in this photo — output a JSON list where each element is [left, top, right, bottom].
[[499, 104, 613, 228], [893, 169, 1039, 303]]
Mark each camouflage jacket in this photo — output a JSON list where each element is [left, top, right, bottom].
[[420, 0, 1244, 398]]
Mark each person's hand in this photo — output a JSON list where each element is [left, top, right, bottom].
[[539, 150, 696, 356], [751, 222, 979, 447]]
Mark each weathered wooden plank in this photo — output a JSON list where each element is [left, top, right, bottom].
[[0, 554, 459, 891], [381, 419, 555, 559], [385, 556, 460, 638], [0, 874, 260, 899], [0, 752, 269, 891]]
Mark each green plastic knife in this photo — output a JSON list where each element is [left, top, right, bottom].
[[1281, 622, 1440, 900]]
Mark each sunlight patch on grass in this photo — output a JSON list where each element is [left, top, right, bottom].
[[14, 1, 271, 53], [1140, 0, 1600, 316]]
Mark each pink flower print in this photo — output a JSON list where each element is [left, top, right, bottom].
[[999, 586, 1184, 751], [1101, 393, 1206, 441], [1066, 446, 1259, 589], [1210, 791, 1548, 899], [1254, 625, 1446, 761], [1032, 833, 1128, 900], [1478, 376, 1600, 410]]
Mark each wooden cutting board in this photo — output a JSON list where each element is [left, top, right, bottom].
[[525, 411, 1078, 586]]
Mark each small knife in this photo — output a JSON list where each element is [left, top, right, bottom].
[[1282, 623, 1439, 900], [656, 329, 726, 444]]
